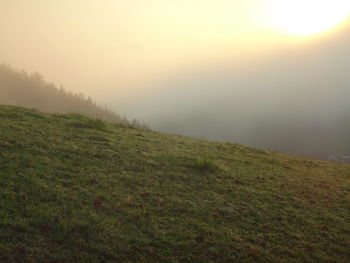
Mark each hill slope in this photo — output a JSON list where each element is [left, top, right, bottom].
[[0, 64, 141, 126], [0, 105, 349, 263]]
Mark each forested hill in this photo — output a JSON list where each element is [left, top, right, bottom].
[[0, 63, 144, 127]]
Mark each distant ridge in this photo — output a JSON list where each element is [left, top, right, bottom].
[[0, 63, 147, 128]]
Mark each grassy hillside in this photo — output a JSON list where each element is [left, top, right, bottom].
[[0, 105, 349, 263]]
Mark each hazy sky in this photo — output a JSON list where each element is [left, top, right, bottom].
[[0, 0, 265, 100], [1, 0, 349, 107]]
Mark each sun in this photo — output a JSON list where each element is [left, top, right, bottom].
[[268, 0, 350, 36]]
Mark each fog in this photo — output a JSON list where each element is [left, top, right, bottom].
[[1, 0, 350, 158], [127, 29, 350, 157], [0, 0, 270, 104]]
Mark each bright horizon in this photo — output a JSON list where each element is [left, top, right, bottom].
[[267, 0, 350, 36]]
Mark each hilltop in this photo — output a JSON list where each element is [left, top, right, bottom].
[[0, 105, 349, 262], [0, 64, 146, 128]]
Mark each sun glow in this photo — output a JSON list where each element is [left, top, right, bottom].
[[268, 0, 350, 36]]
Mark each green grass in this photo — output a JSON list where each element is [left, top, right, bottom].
[[0, 105, 349, 263]]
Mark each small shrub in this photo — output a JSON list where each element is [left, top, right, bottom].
[[191, 158, 219, 173], [68, 118, 106, 130], [112, 122, 136, 130]]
